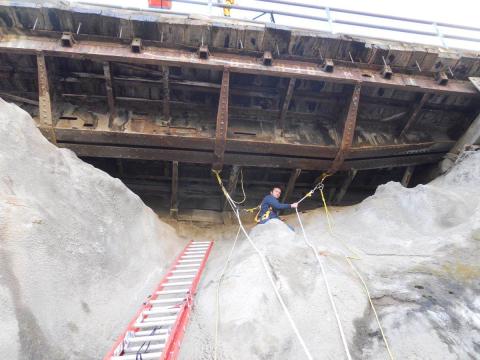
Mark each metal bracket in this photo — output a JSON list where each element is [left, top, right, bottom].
[[199, 45, 209, 59], [322, 58, 334, 73], [60, 32, 75, 47], [435, 71, 448, 85], [262, 51, 273, 66], [131, 38, 142, 53]]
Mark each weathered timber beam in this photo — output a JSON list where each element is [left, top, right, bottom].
[[398, 93, 431, 138], [282, 168, 301, 203], [36, 54, 56, 143], [401, 166, 415, 187], [278, 78, 296, 136], [223, 165, 241, 210], [102, 61, 116, 128], [0, 35, 477, 96], [333, 169, 358, 204], [170, 160, 179, 218], [326, 83, 362, 175], [56, 142, 445, 171], [213, 69, 230, 170], [49, 126, 454, 159], [162, 65, 170, 122]]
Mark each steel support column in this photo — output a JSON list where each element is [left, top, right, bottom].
[[398, 93, 431, 138], [170, 160, 179, 218], [278, 78, 296, 136], [36, 54, 56, 143], [326, 83, 361, 175], [333, 169, 357, 204], [103, 61, 116, 128], [213, 69, 230, 170]]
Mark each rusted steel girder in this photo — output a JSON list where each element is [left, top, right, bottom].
[[55, 142, 446, 171], [326, 83, 362, 175], [0, 35, 478, 96], [48, 126, 454, 160], [36, 54, 56, 143], [213, 69, 230, 171]]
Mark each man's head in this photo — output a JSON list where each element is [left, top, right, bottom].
[[270, 185, 283, 199]]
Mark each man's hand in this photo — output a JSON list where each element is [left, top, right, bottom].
[[290, 202, 299, 209]]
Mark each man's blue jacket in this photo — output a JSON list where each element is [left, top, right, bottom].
[[257, 194, 291, 224]]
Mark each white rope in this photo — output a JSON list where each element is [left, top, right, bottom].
[[215, 172, 314, 360], [213, 225, 242, 360], [295, 208, 353, 360]]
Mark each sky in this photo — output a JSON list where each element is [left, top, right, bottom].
[[73, 0, 480, 51]]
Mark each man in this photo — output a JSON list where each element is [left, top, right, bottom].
[[256, 186, 298, 225]]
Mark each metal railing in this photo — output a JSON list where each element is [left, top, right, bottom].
[[77, 0, 480, 50]]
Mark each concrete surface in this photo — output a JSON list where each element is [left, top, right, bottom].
[[180, 151, 480, 359], [0, 99, 185, 359]]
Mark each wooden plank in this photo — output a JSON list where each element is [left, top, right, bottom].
[[212, 69, 230, 170], [170, 160, 179, 218], [278, 78, 296, 136], [333, 169, 357, 204], [102, 61, 116, 128]]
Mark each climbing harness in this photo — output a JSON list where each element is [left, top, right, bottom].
[[213, 169, 315, 360], [103, 241, 214, 360]]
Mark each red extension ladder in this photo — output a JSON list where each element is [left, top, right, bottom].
[[103, 240, 213, 360]]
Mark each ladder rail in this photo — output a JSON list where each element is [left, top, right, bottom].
[[160, 241, 213, 360], [103, 241, 194, 360]]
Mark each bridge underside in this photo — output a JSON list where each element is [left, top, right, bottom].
[[0, 1, 479, 217]]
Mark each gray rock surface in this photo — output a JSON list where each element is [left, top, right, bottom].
[[0, 99, 184, 359], [180, 152, 480, 359]]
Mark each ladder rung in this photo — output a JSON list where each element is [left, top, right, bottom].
[[124, 343, 165, 353], [135, 329, 169, 336], [128, 334, 168, 343], [176, 264, 199, 268], [143, 307, 179, 315], [150, 297, 185, 304], [189, 245, 209, 248], [135, 320, 175, 328], [171, 269, 197, 274], [163, 281, 192, 287], [178, 259, 202, 263], [168, 275, 195, 280], [181, 255, 204, 259], [144, 315, 177, 322], [191, 241, 210, 244], [184, 252, 205, 255], [112, 352, 163, 360], [157, 289, 189, 295]]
